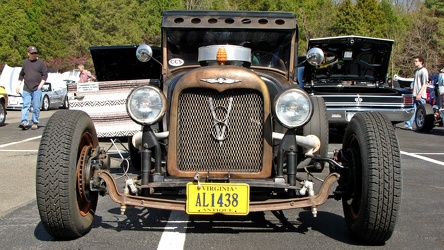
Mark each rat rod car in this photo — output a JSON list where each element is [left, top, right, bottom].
[[300, 36, 414, 128], [36, 11, 401, 244]]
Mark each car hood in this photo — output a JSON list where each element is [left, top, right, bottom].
[[89, 45, 161, 81], [303, 36, 393, 85], [0, 64, 22, 96]]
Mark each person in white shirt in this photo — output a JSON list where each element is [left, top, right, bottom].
[[404, 55, 428, 130]]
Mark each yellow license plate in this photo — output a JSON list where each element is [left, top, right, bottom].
[[186, 182, 250, 215]]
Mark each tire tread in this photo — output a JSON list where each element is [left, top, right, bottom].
[[342, 112, 401, 244], [36, 110, 97, 239]]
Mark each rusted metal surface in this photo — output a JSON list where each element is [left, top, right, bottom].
[[167, 65, 273, 178], [162, 10, 297, 29], [98, 171, 186, 211], [97, 170, 339, 212], [249, 173, 339, 212]]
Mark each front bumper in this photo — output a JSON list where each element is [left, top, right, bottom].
[[96, 170, 340, 213], [7, 96, 23, 110]]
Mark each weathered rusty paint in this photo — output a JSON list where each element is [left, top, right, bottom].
[[97, 170, 339, 212], [167, 65, 273, 178]]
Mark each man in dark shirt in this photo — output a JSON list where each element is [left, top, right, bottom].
[[16, 46, 48, 130]]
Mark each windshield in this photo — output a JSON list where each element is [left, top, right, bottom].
[[166, 28, 292, 71]]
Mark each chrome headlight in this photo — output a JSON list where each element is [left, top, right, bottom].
[[274, 88, 313, 128], [136, 44, 153, 62], [306, 47, 324, 66], [126, 85, 166, 125]]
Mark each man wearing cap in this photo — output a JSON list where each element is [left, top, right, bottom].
[[16, 46, 48, 130]]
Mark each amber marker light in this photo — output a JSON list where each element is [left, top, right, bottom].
[[216, 47, 227, 65]]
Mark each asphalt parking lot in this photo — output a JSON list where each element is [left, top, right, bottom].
[[0, 109, 443, 250]]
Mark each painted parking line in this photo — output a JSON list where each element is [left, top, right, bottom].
[[0, 136, 42, 148], [157, 211, 187, 250], [0, 150, 38, 152], [413, 152, 444, 155], [401, 151, 444, 166]]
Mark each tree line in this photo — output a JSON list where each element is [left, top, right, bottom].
[[0, 0, 443, 78]]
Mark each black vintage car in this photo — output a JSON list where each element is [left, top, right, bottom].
[[301, 36, 414, 128], [36, 11, 401, 244]]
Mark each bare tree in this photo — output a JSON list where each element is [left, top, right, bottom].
[[395, 10, 441, 76], [186, 0, 211, 10], [389, 0, 422, 13]]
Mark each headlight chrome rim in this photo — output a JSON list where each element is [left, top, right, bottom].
[[273, 88, 313, 129], [126, 85, 166, 125], [306, 47, 324, 66]]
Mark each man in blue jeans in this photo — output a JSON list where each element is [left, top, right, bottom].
[[404, 55, 429, 130], [16, 46, 48, 130]]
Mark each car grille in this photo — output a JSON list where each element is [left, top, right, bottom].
[[176, 88, 264, 173]]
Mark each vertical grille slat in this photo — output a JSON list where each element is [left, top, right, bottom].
[[177, 89, 264, 172]]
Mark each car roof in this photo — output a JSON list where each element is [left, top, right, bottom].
[[162, 10, 297, 29]]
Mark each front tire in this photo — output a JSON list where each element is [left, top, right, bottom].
[[415, 103, 434, 132], [41, 95, 50, 111], [341, 112, 401, 244], [36, 110, 99, 239], [61, 95, 69, 109]]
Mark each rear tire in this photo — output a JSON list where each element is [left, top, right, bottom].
[[341, 112, 401, 244], [415, 103, 434, 132], [36, 110, 99, 239], [303, 96, 329, 172]]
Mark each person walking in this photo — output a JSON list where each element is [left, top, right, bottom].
[[17, 46, 48, 130], [404, 56, 429, 130], [78, 64, 96, 83]]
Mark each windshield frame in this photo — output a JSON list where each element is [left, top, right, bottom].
[[163, 28, 295, 76]]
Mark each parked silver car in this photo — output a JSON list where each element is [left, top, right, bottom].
[[41, 81, 69, 110]]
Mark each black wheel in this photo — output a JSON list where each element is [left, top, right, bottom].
[[341, 112, 401, 244], [0, 100, 6, 126], [415, 103, 434, 132], [303, 96, 329, 172], [36, 110, 99, 239], [61, 95, 69, 109], [128, 136, 141, 170], [41, 95, 50, 111]]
